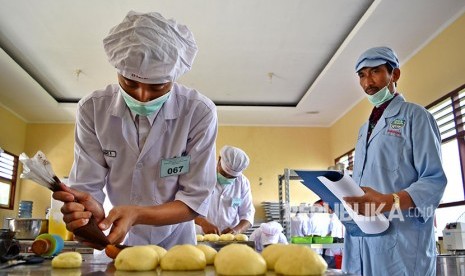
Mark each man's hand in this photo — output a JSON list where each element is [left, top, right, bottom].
[[98, 205, 141, 245], [52, 183, 105, 232], [343, 187, 392, 216], [195, 217, 220, 235], [221, 227, 235, 235]]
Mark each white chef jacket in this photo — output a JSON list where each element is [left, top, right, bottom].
[[203, 174, 255, 233], [343, 95, 447, 275], [325, 213, 344, 256], [69, 83, 218, 249], [307, 212, 331, 236], [249, 227, 288, 252], [307, 212, 331, 254], [290, 213, 309, 237]]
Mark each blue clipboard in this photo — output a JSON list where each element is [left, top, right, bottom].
[[294, 170, 389, 237], [294, 170, 343, 212]]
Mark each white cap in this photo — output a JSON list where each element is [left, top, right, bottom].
[[260, 221, 283, 245], [219, 146, 250, 177], [103, 11, 198, 84]]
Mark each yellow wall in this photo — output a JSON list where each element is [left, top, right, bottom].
[[19, 124, 75, 219], [217, 126, 332, 221], [0, 105, 27, 224], [330, 13, 465, 158]]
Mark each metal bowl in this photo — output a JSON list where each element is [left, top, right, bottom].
[[6, 218, 48, 240]]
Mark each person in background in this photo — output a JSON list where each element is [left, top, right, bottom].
[[53, 11, 218, 249], [307, 199, 331, 255], [343, 46, 447, 275], [249, 221, 288, 252], [307, 199, 331, 236], [290, 211, 309, 237], [323, 204, 345, 268], [195, 145, 255, 235]]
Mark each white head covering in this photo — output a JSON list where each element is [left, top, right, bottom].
[[260, 221, 283, 245], [103, 11, 198, 84], [219, 146, 250, 177]]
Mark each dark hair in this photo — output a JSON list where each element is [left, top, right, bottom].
[[385, 63, 394, 73], [314, 199, 324, 205]]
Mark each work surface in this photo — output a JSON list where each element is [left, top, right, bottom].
[[0, 253, 359, 275]]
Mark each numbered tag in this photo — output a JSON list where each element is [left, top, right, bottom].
[[160, 156, 190, 177], [232, 197, 242, 207]]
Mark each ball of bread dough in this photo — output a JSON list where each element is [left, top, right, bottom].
[[261, 244, 289, 270], [214, 244, 267, 275], [161, 244, 206, 271], [274, 244, 327, 275], [51, 252, 83, 268], [204, 233, 220, 242], [196, 234, 204, 242], [115, 246, 159, 271], [144, 244, 167, 259], [234, 233, 249, 241], [195, 244, 217, 265], [219, 233, 235, 241]]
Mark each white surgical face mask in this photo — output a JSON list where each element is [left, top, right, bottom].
[[119, 86, 171, 116]]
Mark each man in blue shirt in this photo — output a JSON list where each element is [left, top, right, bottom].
[[343, 46, 447, 275]]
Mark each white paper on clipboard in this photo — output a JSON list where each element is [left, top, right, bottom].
[[317, 172, 389, 235]]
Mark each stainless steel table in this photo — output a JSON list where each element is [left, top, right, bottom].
[[0, 253, 358, 275]]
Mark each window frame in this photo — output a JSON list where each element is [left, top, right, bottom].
[[0, 148, 18, 210], [335, 149, 355, 171], [426, 83, 465, 208]]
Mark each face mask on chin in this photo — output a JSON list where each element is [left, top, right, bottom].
[[119, 86, 171, 116], [217, 172, 235, 185], [366, 77, 394, 107]]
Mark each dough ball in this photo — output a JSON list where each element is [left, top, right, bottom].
[[160, 244, 206, 271], [204, 233, 220, 242], [214, 244, 267, 275], [115, 246, 159, 271], [261, 244, 289, 270], [144, 244, 167, 259], [219, 233, 235, 241], [51, 252, 83, 268], [235, 233, 249, 241], [274, 244, 327, 275], [195, 244, 217, 265], [196, 234, 204, 242]]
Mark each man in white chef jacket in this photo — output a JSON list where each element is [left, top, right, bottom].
[[195, 146, 255, 235], [53, 11, 217, 249], [249, 221, 288, 252]]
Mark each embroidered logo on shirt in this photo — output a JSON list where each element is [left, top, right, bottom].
[[103, 150, 117, 157], [387, 118, 405, 137]]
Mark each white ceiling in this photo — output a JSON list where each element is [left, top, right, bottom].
[[0, 0, 464, 126]]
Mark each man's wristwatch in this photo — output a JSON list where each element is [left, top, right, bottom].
[[392, 193, 400, 209]]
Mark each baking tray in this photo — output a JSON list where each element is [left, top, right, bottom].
[[198, 240, 255, 251]]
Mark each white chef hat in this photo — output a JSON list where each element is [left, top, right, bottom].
[[103, 11, 198, 84], [219, 146, 250, 177], [260, 221, 283, 245]]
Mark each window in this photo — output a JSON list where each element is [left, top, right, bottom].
[[0, 148, 18, 209], [335, 149, 355, 171], [426, 84, 465, 236]]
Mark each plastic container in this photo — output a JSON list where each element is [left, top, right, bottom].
[[334, 254, 342, 269], [31, 233, 64, 256], [312, 236, 333, 244], [48, 198, 74, 241], [291, 236, 313, 244]]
